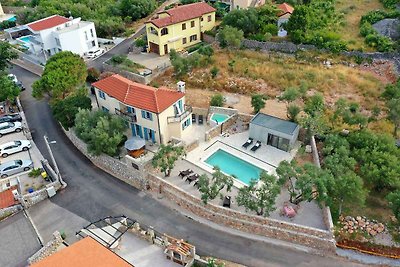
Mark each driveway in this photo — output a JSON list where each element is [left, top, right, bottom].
[[0, 212, 41, 267], [10, 65, 368, 267]]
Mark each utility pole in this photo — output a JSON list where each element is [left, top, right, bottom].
[[44, 135, 66, 188]]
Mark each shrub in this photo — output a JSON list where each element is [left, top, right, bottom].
[[86, 67, 100, 83], [210, 94, 224, 107], [210, 66, 219, 78], [217, 26, 244, 48], [135, 37, 147, 47], [263, 24, 278, 36], [28, 168, 43, 177], [0, 20, 16, 30], [386, 190, 400, 221], [380, 0, 400, 9], [111, 55, 127, 64]]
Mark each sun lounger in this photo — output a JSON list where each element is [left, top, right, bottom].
[[198, 115, 203, 125], [250, 141, 261, 152], [186, 173, 199, 183], [242, 138, 253, 148], [192, 114, 196, 123], [179, 169, 193, 178]]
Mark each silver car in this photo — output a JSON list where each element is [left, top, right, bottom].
[[0, 159, 33, 178]]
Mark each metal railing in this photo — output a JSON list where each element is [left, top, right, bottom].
[[115, 108, 137, 123], [167, 105, 192, 124]]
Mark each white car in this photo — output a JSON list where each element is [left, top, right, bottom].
[[0, 140, 31, 157], [0, 122, 22, 137], [8, 74, 18, 83], [87, 48, 104, 59]]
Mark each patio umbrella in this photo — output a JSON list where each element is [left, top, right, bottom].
[[124, 137, 145, 151]]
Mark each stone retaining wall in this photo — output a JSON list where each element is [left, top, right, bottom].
[[103, 63, 150, 84], [28, 231, 63, 265], [22, 180, 62, 208], [205, 113, 238, 141], [242, 39, 317, 54], [63, 129, 146, 190], [0, 205, 23, 220], [192, 107, 208, 117], [147, 174, 336, 252]]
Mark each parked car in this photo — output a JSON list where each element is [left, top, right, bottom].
[[7, 74, 18, 83], [7, 74, 25, 91], [0, 140, 31, 157], [0, 122, 22, 137], [0, 159, 33, 178], [0, 114, 22, 123], [87, 48, 105, 59]]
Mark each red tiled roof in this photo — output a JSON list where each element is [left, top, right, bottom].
[[0, 186, 18, 209], [277, 3, 294, 16], [148, 2, 216, 28], [27, 15, 70, 31], [92, 74, 185, 113]]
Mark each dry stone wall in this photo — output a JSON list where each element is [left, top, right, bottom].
[[28, 231, 63, 265]]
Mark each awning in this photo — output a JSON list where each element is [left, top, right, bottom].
[[124, 137, 145, 151]]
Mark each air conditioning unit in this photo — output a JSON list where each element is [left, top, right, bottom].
[[12, 190, 19, 200]]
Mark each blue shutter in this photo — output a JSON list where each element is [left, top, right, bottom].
[[141, 110, 145, 118], [131, 123, 136, 136], [144, 128, 149, 140], [149, 113, 153, 121], [127, 107, 132, 113], [151, 130, 156, 143], [178, 100, 183, 111]]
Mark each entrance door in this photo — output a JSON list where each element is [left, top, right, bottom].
[[164, 44, 168, 55], [149, 42, 159, 54]]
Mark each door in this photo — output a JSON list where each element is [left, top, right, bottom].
[[131, 123, 136, 137], [149, 42, 159, 54], [164, 44, 168, 55], [144, 128, 149, 141]]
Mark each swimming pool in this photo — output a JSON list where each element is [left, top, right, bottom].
[[205, 149, 262, 185], [18, 36, 31, 43], [17, 36, 32, 49], [210, 113, 229, 124], [7, 16, 17, 22]]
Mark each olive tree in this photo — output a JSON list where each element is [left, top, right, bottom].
[[152, 145, 185, 177]]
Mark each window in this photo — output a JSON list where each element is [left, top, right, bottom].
[[191, 21, 195, 28], [127, 106, 135, 113], [90, 28, 94, 38], [182, 37, 187, 44], [91, 40, 96, 47], [98, 90, 106, 99], [84, 31, 88, 41], [201, 17, 204, 22], [182, 23, 186, 30], [161, 28, 168, 36], [190, 35, 197, 42], [208, 15, 211, 22], [55, 38, 60, 46], [182, 118, 191, 130], [102, 106, 109, 113], [141, 110, 153, 121]]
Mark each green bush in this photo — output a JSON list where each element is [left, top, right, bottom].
[[380, 0, 400, 9], [263, 24, 278, 36], [111, 55, 127, 64], [210, 66, 219, 78], [86, 67, 100, 83], [28, 168, 43, 177], [0, 20, 16, 30], [217, 26, 244, 48], [210, 94, 224, 107], [135, 37, 147, 47]]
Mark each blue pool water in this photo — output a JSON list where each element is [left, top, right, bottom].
[[205, 149, 262, 185], [211, 113, 229, 124], [19, 36, 31, 43], [8, 16, 17, 22]]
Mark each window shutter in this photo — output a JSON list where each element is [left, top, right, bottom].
[[141, 110, 145, 118]]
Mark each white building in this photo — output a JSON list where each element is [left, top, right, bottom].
[[7, 15, 99, 59]]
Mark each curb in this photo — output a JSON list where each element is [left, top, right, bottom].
[[24, 209, 44, 246]]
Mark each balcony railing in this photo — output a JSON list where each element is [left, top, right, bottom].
[[167, 105, 192, 124], [115, 108, 137, 123]]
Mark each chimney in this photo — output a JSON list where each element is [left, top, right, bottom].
[[177, 81, 185, 93]]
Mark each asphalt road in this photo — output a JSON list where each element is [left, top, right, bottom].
[[10, 65, 367, 267]]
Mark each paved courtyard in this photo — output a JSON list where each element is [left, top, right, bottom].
[[127, 52, 170, 70], [116, 232, 179, 267], [0, 212, 41, 267]]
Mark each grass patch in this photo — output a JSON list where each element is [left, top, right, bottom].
[[110, 55, 146, 74], [161, 49, 385, 109], [335, 0, 385, 51]]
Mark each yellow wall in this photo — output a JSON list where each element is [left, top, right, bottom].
[[146, 11, 216, 56]]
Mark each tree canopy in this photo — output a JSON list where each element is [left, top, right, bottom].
[[32, 51, 87, 99], [236, 171, 280, 216], [217, 26, 244, 49], [251, 94, 267, 114], [152, 145, 185, 177], [0, 42, 18, 73], [119, 0, 156, 22], [74, 109, 127, 156], [51, 94, 92, 130], [0, 75, 20, 102], [197, 167, 234, 204]]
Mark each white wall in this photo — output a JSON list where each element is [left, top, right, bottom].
[[57, 22, 98, 56], [249, 123, 299, 148]]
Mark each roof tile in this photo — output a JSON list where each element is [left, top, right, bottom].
[[92, 74, 184, 113], [277, 3, 294, 16], [27, 15, 70, 31], [148, 2, 215, 28]]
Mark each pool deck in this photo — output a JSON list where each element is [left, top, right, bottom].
[[153, 130, 327, 230]]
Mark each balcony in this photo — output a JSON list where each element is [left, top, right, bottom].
[[115, 108, 137, 123], [167, 105, 192, 124]]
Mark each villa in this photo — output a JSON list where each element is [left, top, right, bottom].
[[145, 2, 216, 56], [277, 2, 294, 37], [5, 15, 99, 59], [92, 75, 193, 144]]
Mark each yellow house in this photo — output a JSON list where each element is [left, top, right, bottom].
[[92, 74, 193, 145], [145, 2, 216, 56]]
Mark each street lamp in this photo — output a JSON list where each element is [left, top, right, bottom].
[[44, 135, 66, 187]]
